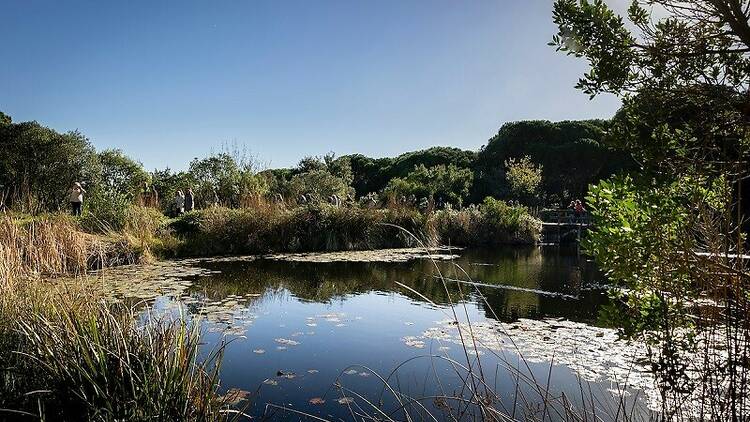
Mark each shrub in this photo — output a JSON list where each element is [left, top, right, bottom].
[[80, 188, 131, 232], [505, 155, 543, 204], [481, 196, 525, 230], [431, 199, 541, 245]]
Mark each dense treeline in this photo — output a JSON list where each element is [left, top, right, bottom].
[[0, 110, 633, 216], [474, 119, 634, 203]]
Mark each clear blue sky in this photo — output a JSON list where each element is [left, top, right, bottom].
[[1, 0, 622, 170]]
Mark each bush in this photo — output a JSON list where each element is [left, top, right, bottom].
[[432, 198, 541, 245], [80, 189, 131, 232], [0, 214, 138, 281]]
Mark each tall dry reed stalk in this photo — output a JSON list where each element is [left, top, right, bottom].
[[0, 214, 141, 284]]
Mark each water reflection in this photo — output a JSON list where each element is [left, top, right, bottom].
[[108, 246, 651, 420], [184, 246, 608, 325]]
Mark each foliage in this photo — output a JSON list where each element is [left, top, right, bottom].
[[98, 149, 150, 199], [552, 0, 750, 175], [345, 147, 477, 197], [585, 175, 713, 334], [150, 167, 192, 214], [474, 120, 630, 204], [0, 110, 634, 213], [0, 119, 101, 212], [171, 202, 539, 256], [384, 164, 473, 206], [504, 155, 543, 204], [272, 154, 354, 201], [0, 111, 10, 126], [584, 174, 744, 414], [187, 151, 267, 208], [553, 0, 750, 417], [80, 188, 132, 232], [433, 198, 541, 245]]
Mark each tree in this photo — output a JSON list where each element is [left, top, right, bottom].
[[384, 164, 474, 206], [150, 168, 191, 212], [345, 154, 394, 197], [504, 156, 543, 204], [0, 116, 101, 211], [552, 0, 750, 175], [552, 1, 750, 417], [98, 149, 150, 199], [266, 154, 354, 201], [344, 147, 476, 198], [473, 120, 631, 203]]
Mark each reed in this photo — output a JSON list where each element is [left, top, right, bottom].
[[0, 214, 141, 283], [0, 276, 233, 421], [170, 203, 539, 257]]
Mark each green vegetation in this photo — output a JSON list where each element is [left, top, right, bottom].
[[7, 2, 733, 417], [473, 119, 632, 204], [172, 201, 539, 257], [1, 112, 632, 218], [504, 156, 543, 205], [0, 276, 231, 420], [2, 108, 605, 262], [553, 0, 750, 418], [383, 163, 473, 206]]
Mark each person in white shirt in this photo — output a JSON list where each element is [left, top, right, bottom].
[[175, 189, 185, 215], [185, 188, 195, 212], [69, 182, 86, 216]]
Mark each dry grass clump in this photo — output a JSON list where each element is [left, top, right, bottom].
[[1, 214, 100, 282], [0, 214, 140, 283], [0, 212, 231, 420]]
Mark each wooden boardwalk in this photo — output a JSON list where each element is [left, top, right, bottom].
[[539, 209, 591, 244]]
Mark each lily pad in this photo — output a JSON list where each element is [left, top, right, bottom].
[[309, 397, 326, 405], [337, 397, 355, 405]]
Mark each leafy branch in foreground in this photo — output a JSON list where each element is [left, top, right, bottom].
[[553, 0, 750, 418]]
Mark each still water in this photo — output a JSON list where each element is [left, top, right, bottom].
[[121, 246, 652, 420]]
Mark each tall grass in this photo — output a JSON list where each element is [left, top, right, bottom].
[[0, 276, 233, 421], [0, 210, 234, 420], [0, 214, 140, 283]]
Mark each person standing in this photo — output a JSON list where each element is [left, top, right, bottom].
[[70, 182, 86, 216], [185, 188, 195, 212], [175, 189, 185, 215], [151, 185, 159, 208], [574, 199, 586, 223], [212, 189, 219, 207]]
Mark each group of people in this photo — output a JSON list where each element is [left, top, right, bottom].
[[173, 188, 195, 215], [68, 181, 197, 217]]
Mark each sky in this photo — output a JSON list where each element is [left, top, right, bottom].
[[1, 0, 625, 170]]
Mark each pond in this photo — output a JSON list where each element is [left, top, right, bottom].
[[102, 246, 655, 420]]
